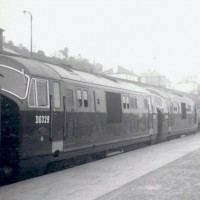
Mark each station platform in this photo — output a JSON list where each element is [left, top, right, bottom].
[[1, 133, 200, 200]]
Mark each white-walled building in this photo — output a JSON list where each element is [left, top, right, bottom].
[[104, 66, 138, 81], [140, 69, 171, 88]]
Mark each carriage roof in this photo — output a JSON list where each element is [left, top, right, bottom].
[[147, 88, 193, 103]]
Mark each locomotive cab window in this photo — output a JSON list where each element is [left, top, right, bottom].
[[29, 79, 36, 106], [0, 65, 30, 99], [28, 78, 49, 107]]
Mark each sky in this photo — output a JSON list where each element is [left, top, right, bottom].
[[1, 0, 200, 83]]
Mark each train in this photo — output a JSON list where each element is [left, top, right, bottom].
[[0, 53, 198, 182]]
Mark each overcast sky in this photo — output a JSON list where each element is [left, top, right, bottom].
[[1, 0, 200, 83]]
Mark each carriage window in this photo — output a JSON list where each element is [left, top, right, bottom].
[[173, 102, 179, 113], [83, 90, 88, 107], [122, 95, 126, 109], [126, 96, 130, 109], [77, 89, 82, 107], [37, 80, 48, 107], [130, 97, 134, 108], [53, 82, 61, 108], [29, 79, 36, 106], [187, 105, 191, 112], [178, 103, 180, 113]]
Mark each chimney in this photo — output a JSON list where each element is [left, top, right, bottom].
[[0, 28, 5, 52]]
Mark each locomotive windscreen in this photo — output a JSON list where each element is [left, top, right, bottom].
[[106, 92, 122, 124], [0, 65, 29, 99]]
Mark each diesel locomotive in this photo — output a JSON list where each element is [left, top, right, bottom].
[[0, 53, 198, 181]]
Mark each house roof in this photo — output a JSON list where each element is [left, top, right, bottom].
[[141, 69, 162, 77], [104, 66, 136, 75]]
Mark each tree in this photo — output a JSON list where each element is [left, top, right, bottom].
[[61, 47, 68, 59], [33, 50, 46, 60]]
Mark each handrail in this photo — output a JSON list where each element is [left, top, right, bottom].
[[49, 95, 53, 141]]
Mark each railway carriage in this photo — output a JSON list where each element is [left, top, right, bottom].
[[0, 54, 158, 181], [148, 88, 198, 142]]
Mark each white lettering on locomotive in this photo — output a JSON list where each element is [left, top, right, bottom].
[[35, 115, 50, 124]]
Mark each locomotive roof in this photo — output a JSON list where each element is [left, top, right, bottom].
[[0, 54, 150, 95], [46, 63, 151, 94], [0, 54, 60, 79]]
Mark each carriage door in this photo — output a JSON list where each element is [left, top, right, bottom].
[[63, 87, 77, 146], [50, 82, 64, 153]]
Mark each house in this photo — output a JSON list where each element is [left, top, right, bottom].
[[174, 76, 199, 94], [51, 50, 66, 59], [140, 69, 171, 88], [0, 28, 19, 55], [104, 66, 138, 81]]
